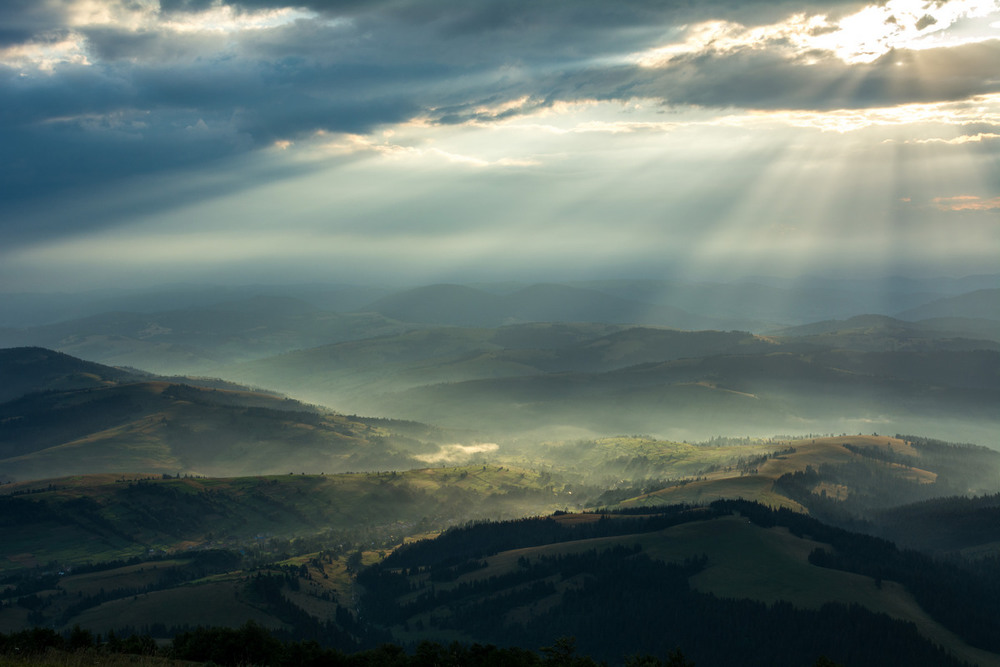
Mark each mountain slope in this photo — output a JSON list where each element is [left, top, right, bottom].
[[896, 288, 1000, 321], [0, 382, 417, 481], [0, 347, 142, 403], [0, 348, 470, 482], [624, 435, 1000, 515], [223, 325, 772, 414]]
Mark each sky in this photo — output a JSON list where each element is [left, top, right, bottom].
[[1, 0, 999, 291]]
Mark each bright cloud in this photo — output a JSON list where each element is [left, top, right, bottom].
[[0, 2, 316, 72], [723, 94, 1000, 133], [909, 132, 1000, 144], [633, 0, 1000, 66], [160, 6, 318, 34]]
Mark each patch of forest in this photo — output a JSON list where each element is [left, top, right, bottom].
[[356, 502, 988, 666], [0, 622, 707, 667]]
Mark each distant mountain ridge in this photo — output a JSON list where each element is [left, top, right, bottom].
[[0, 283, 396, 327], [771, 314, 1000, 349], [0, 298, 410, 374], [364, 282, 717, 329], [366, 347, 1000, 444], [221, 316, 1000, 444], [895, 288, 1000, 321], [222, 324, 772, 414], [3, 280, 998, 379]]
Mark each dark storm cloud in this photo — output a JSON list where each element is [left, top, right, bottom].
[[205, 0, 868, 29], [82, 26, 221, 63], [0, 0, 66, 46]]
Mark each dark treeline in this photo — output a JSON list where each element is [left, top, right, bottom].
[[874, 492, 1000, 551], [714, 499, 1000, 654], [901, 435, 1000, 493], [773, 462, 944, 519], [0, 623, 706, 667], [243, 572, 376, 648]]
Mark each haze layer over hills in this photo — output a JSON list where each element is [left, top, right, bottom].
[[2, 277, 998, 443]]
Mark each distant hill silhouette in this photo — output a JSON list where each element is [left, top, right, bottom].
[[0, 298, 408, 374], [364, 283, 715, 329], [771, 314, 1000, 349], [895, 288, 1000, 321], [222, 324, 770, 414]]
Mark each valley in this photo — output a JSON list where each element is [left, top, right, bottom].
[[1, 276, 999, 666]]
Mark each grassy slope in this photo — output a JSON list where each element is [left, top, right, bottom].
[[621, 435, 914, 504], [70, 579, 278, 634], [0, 467, 572, 574], [536, 435, 783, 476]]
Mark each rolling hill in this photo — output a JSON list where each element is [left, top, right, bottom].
[[0, 348, 472, 482], [576, 278, 944, 326], [0, 466, 576, 644], [772, 314, 1000, 348], [895, 288, 1000, 322], [0, 380, 463, 482], [357, 348, 1000, 443], [212, 311, 1000, 445], [0, 466, 573, 575], [622, 435, 1000, 517], [222, 324, 771, 413], [0, 347, 142, 404], [3, 432, 1000, 665]]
